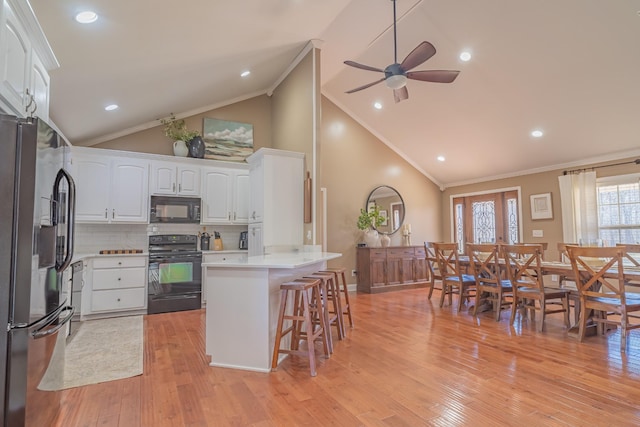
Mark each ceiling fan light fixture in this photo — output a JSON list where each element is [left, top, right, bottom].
[[385, 74, 407, 90]]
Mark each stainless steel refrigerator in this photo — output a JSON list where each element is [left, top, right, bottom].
[[0, 113, 76, 426]]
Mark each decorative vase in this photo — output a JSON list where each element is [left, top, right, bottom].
[[173, 140, 188, 157], [363, 229, 380, 247], [188, 136, 205, 158], [380, 234, 391, 247]]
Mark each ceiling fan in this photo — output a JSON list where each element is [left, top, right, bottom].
[[344, 0, 460, 103]]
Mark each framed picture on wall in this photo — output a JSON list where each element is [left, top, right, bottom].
[[530, 193, 553, 220], [379, 210, 388, 226]]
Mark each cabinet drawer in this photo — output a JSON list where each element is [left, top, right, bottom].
[[92, 267, 146, 290], [368, 249, 387, 259], [91, 288, 146, 312], [388, 248, 415, 258], [93, 256, 146, 269], [203, 253, 248, 263]]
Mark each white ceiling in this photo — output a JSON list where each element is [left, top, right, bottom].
[[31, 0, 640, 188]]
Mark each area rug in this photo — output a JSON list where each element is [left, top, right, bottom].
[[39, 315, 143, 391]]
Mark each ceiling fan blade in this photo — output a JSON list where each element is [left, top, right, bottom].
[[345, 78, 386, 94], [393, 86, 408, 103], [406, 70, 460, 83], [344, 60, 384, 73], [400, 41, 437, 72]]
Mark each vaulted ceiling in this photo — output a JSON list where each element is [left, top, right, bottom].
[[31, 0, 640, 188]]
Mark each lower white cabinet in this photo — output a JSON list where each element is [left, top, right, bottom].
[[87, 256, 147, 316], [201, 251, 248, 303]]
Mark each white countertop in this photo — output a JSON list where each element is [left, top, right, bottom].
[[202, 251, 341, 269]]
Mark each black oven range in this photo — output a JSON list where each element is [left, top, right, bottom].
[[148, 234, 202, 314]]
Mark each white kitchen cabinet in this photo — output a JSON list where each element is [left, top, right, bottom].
[[248, 223, 263, 257], [71, 149, 150, 224], [150, 161, 201, 196], [247, 148, 304, 254], [201, 166, 249, 225], [87, 256, 147, 316], [201, 251, 248, 303], [0, 0, 56, 120]]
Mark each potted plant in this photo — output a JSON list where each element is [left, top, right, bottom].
[[161, 113, 202, 157], [357, 206, 385, 247]]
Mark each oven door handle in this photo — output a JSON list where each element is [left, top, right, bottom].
[[149, 255, 202, 263]]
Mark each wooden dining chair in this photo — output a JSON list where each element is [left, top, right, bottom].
[[432, 243, 476, 312], [467, 243, 513, 321], [424, 242, 442, 300], [617, 243, 640, 266], [502, 244, 570, 332], [555, 242, 581, 324], [566, 245, 640, 352]]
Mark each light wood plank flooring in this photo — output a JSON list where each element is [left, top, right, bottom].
[[52, 289, 640, 426]]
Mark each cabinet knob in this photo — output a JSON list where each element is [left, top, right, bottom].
[[118, 262, 122, 265], [118, 277, 121, 281], [117, 298, 121, 302]]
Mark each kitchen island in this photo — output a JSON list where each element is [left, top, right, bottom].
[[202, 251, 341, 372]]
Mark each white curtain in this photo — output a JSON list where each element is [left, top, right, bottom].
[[558, 171, 598, 245]]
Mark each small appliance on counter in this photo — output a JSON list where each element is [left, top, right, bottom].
[[239, 231, 248, 249], [213, 232, 224, 251], [199, 231, 210, 251]]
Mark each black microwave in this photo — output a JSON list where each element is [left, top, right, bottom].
[[150, 196, 201, 223]]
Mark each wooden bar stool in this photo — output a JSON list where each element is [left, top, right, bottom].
[[271, 278, 330, 377], [304, 272, 344, 352], [320, 267, 354, 332]]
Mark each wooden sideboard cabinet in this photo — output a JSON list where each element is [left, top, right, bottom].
[[356, 246, 429, 293]]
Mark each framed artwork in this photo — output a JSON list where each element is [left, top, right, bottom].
[[379, 209, 388, 226], [530, 193, 553, 220], [202, 118, 254, 162]]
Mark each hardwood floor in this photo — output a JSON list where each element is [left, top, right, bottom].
[[52, 289, 640, 426]]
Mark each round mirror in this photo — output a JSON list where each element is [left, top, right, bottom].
[[366, 185, 405, 235]]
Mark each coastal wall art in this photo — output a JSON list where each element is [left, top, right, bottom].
[[202, 118, 254, 162]]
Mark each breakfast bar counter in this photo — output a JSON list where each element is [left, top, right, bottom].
[[202, 251, 341, 372]]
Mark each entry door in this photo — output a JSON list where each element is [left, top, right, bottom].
[[453, 190, 520, 252]]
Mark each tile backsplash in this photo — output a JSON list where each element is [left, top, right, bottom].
[[75, 223, 249, 253]]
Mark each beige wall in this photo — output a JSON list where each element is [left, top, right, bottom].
[[442, 156, 640, 261], [321, 96, 442, 277], [270, 49, 318, 245], [93, 95, 273, 153]]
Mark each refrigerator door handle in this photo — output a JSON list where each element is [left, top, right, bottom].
[[10, 301, 68, 331], [31, 306, 74, 339], [54, 168, 76, 272]]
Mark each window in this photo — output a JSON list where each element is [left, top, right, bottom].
[[597, 174, 640, 244]]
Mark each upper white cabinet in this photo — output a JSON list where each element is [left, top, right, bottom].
[[247, 148, 304, 254], [71, 149, 150, 224], [201, 166, 249, 225], [0, 0, 57, 121], [151, 162, 201, 196]]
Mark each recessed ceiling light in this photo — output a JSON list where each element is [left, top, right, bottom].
[[437, 155, 446, 162], [459, 51, 471, 62], [531, 129, 544, 138], [75, 11, 98, 24], [104, 104, 118, 111], [240, 70, 251, 77], [373, 102, 383, 110]]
